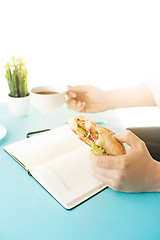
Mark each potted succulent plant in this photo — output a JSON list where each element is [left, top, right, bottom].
[[5, 56, 30, 116]]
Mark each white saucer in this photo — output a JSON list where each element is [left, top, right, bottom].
[[0, 125, 7, 140]]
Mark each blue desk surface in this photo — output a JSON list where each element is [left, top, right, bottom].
[[0, 103, 160, 240]]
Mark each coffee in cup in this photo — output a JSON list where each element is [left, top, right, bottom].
[[30, 86, 66, 114], [36, 91, 59, 95]]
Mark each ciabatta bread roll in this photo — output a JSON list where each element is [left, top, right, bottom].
[[68, 115, 126, 155]]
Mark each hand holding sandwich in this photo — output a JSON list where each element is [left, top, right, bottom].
[[90, 130, 160, 193], [67, 82, 159, 193]]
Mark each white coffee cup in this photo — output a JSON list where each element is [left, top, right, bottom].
[[30, 86, 66, 114]]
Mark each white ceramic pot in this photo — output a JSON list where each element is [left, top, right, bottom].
[[8, 94, 30, 117]]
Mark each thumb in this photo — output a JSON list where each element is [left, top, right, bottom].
[[67, 85, 86, 93], [67, 85, 79, 93], [114, 130, 140, 147]]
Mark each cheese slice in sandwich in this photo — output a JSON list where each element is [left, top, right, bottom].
[[68, 115, 126, 155]]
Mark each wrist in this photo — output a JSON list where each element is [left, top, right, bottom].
[[103, 90, 114, 110], [104, 89, 122, 110]]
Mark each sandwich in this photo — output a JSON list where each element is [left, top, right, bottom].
[[68, 115, 126, 155]]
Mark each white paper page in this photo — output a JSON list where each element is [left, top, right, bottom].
[[4, 125, 85, 170], [31, 146, 106, 209]]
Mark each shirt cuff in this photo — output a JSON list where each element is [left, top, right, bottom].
[[145, 72, 160, 108], [146, 75, 160, 108]]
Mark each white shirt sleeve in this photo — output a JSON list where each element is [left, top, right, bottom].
[[146, 73, 160, 108]]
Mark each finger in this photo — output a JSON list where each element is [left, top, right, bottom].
[[66, 91, 77, 98], [66, 99, 85, 112], [91, 171, 115, 187], [74, 101, 86, 112], [90, 152, 124, 170], [66, 98, 77, 110], [91, 165, 119, 181], [114, 130, 141, 147]]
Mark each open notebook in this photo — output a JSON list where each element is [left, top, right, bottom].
[[4, 125, 106, 210]]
